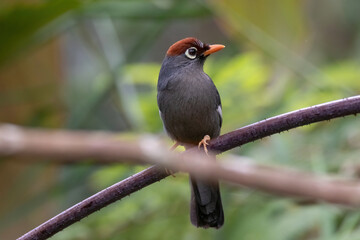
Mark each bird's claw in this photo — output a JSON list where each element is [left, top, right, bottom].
[[198, 135, 210, 155]]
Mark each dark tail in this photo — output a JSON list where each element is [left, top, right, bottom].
[[190, 176, 224, 228]]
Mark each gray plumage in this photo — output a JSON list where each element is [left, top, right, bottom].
[[157, 38, 224, 228], [158, 55, 222, 143]]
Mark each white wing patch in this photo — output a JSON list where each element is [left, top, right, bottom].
[[159, 110, 164, 122], [216, 105, 222, 118]]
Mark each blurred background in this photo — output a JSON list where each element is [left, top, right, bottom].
[[1, 0, 360, 239]]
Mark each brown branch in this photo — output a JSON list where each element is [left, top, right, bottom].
[[17, 166, 169, 240], [209, 95, 360, 152], [16, 152, 360, 240], [12, 95, 360, 240]]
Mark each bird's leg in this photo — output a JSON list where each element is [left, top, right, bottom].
[[165, 141, 180, 177], [198, 135, 211, 155], [170, 141, 180, 151]]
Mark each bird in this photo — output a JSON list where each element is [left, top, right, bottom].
[[157, 37, 225, 228]]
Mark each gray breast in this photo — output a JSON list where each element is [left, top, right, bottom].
[[158, 70, 221, 144]]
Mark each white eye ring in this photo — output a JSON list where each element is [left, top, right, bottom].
[[185, 47, 197, 59]]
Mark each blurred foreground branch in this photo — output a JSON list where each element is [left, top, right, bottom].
[[8, 95, 360, 240], [2, 96, 360, 162]]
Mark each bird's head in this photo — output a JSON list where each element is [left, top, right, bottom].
[[162, 37, 225, 69]]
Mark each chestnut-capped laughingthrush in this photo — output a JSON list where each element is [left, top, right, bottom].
[[157, 37, 225, 228]]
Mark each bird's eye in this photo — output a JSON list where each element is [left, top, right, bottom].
[[185, 47, 197, 59]]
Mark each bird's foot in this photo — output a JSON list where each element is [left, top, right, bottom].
[[198, 135, 211, 155]]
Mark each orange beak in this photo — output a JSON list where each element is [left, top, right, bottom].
[[203, 44, 225, 56]]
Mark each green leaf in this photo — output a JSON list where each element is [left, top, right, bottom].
[[0, 0, 85, 67]]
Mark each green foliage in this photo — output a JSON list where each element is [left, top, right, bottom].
[[123, 63, 162, 132], [0, 0, 85, 67], [2, 0, 360, 239]]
